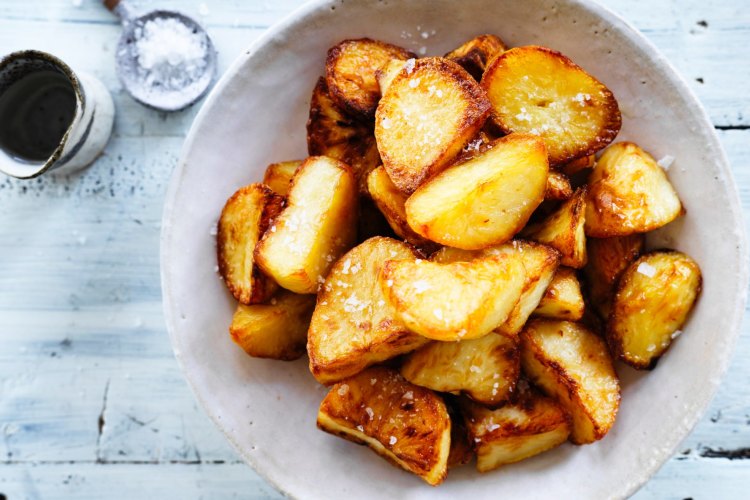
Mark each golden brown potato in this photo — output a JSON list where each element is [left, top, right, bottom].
[[376, 58, 408, 95], [262, 160, 301, 196], [367, 166, 437, 250], [307, 237, 429, 385], [229, 290, 316, 360], [405, 134, 549, 250], [584, 234, 644, 318], [585, 142, 684, 237], [532, 267, 585, 321], [217, 183, 283, 305], [545, 171, 573, 201], [255, 156, 357, 294], [317, 366, 451, 485], [380, 254, 525, 341], [481, 45, 621, 166], [375, 57, 491, 193], [523, 187, 587, 268], [607, 251, 702, 369], [400, 333, 520, 406], [460, 383, 571, 472], [326, 38, 415, 119], [445, 34, 506, 81], [306, 77, 380, 195], [560, 154, 595, 176], [521, 319, 620, 444]]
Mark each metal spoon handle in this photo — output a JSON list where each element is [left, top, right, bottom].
[[103, 0, 135, 24]]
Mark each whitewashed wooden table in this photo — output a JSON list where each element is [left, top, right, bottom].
[[0, 1, 747, 498]]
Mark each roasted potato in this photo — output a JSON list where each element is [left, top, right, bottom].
[[445, 34, 506, 81], [560, 154, 595, 177], [481, 45, 621, 166], [400, 332, 520, 406], [255, 156, 357, 294], [326, 38, 415, 119], [380, 254, 525, 341], [523, 187, 587, 268], [229, 290, 316, 360], [532, 267, 585, 321], [306, 77, 381, 194], [217, 183, 284, 304], [262, 160, 301, 196], [607, 251, 701, 369], [376, 58, 408, 95], [406, 134, 549, 249], [375, 57, 491, 193], [308, 237, 429, 384], [460, 383, 571, 472], [585, 142, 684, 237], [584, 234, 644, 318], [367, 166, 438, 250], [521, 319, 620, 444], [545, 171, 573, 201], [317, 366, 451, 485]]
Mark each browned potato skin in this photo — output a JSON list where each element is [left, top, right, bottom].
[[306, 77, 381, 195], [229, 291, 316, 361], [584, 234, 645, 319], [326, 38, 416, 119], [481, 45, 621, 166], [523, 187, 587, 268], [262, 160, 301, 196], [217, 183, 284, 305], [545, 171, 574, 201], [532, 267, 585, 321], [375, 57, 491, 194], [317, 366, 451, 486], [445, 34, 506, 81], [560, 154, 595, 176], [607, 251, 702, 370]]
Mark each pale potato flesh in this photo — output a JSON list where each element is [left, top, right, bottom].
[[262, 160, 301, 196], [521, 319, 620, 444], [229, 290, 316, 361], [308, 237, 428, 384], [532, 267, 585, 321], [585, 142, 683, 237], [255, 156, 357, 294], [406, 134, 549, 250], [380, 255, 525, 341], [400, 333, 520, 406], [317, 366, 451, 485], [608, 251, 701, 369]]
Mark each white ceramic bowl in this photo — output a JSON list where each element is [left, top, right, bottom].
[[161, 0, 749, 498]]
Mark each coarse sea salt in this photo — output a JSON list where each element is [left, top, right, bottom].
[[657, 155, 675, 171], [637, 262, 657, 278]]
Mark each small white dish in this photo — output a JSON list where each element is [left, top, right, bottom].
[[161, 0, 749, 498]]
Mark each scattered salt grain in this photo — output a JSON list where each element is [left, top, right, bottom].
[[515, 107, 532, 122], [386, 280, 394, 287], [404, 58, 416, 74], [487, 423, 500, 432], [366, 407, 375, 420], [419, 46, 427, 55], [381, 117, 392, 130], [356, 425, 364, 432], [646, 344, 656, 353], [341, 258, 352, 274], [270, 225, 277, 233], [433, 308, 443, 320], [409, 78, 421, 88], [389, 436, 398, 445], [412, 280, 431, 294], [573, 92, 591, 104], [671, 329, 683, 340], [421, 31, 430, 39], [370, 378, 377, 385], [209, 223, 218, 236], [657, 155, 675, 171], [469, 365, 481, 373], [403, 391, 414, 400], [337, 384, 349, 396], [637, 262, 657, 278]]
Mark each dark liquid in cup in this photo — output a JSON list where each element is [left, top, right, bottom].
[[0, 71, 76, 162]]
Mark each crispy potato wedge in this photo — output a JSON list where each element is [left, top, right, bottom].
[[255, 156, 357, 294], [380, 255, 525, 341], [560, 154, 595, 177], [532, 267, 585, 321], [262, 160, 301, 196], [306, 77, 381, 195], [308, 237, 428, 384], [545, 171, 573, 201], [584, 234, 645, 319], [229, 290, 316, 361], [367, 166, 437, 250], [460, 383, 571, 472], [607, 251, 702, 369], [406, 134, 549, 249], [400, 333, 520, 406], [521, 319, 620, 444], [482, 45, 621, 166], [217, 183, 284, 304], [317, 366, 451, 485], [445, 34, 506, 81], [375, 57, 491, 193], [585, 142, 684, 237], [376, 58, 408, 95], [326, 38, 415, 119], [523, 187, 587, 268]]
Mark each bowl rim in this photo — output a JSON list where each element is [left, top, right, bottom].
[[160, 0, 749, 497]]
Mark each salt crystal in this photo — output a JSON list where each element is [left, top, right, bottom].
[[409, 78, 421, 88], [637, 262, 657, 278], [270, 225, 276, 233], [404, 58, 416, 74], [356, 425, 364, 432], [381, 117, 392, 130], [419, 46, 427, 55], [421, 31, 430, 39], [412, 280, 431, 293], [337, 384, 349, 396], [386, 280, 394, 287], [389, 436, 397, 445], [488, 423, 500, 432], [370, 378, 377, 385], [403, 391, 414, 400], [366, 407, 375, 420], [436, 89, 443, 98], [433, 308, 443, 320], [469, 365, 481, 373], [671, 329, 683, 339], [646, 344, 656, 353], [341, 258, 352, 274], [657, 155, 675, 171]]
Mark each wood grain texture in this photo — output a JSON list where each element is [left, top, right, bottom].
[[0, 0, 747, 499]]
